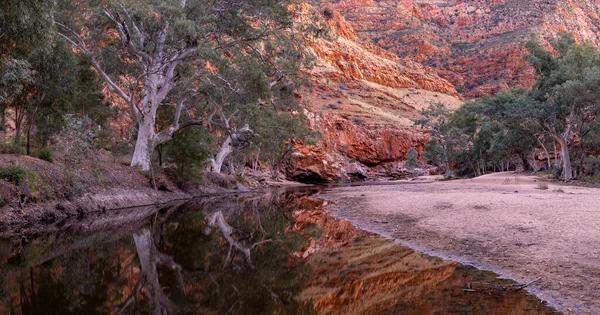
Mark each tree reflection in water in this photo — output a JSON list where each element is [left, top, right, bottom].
[[0, 191, 315, 315], [0, 190, 560, 314]]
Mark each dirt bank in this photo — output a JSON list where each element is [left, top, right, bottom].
[[323, 172, 600, 314], [0, 154, 286, 238]]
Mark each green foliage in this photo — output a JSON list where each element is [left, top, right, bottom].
[[55, 114, 98, 166], [0, 57, 35, 104], [352, 117, 365, 125], [36, 149, 53, 163], [226, 106, 319, 177], [110, 141, 130, 163], [0, 166, 29, 184], [54, 0, 316, 171], [0, 0, 55, 53], [583, 156, 600, 177], [414, 102, 460, 175], [405, 148, 419, 170], [0, 142, 25, 155], [581, 174, 600, 184], [162, 126, 216, 184], [417, 35, 600, 179]]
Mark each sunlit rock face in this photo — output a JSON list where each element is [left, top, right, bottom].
[[323, 0, 600, 98], [290, 1, 600, 181], [289, 112, 430, 182], [289, 4, 462, 182]]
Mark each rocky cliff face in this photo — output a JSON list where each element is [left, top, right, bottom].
[[289, 4, 462, 182], [324, 0, 600, 97]]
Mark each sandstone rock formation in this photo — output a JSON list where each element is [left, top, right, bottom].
[[289, 4, 462, 182], [324, 0, 600, 97]]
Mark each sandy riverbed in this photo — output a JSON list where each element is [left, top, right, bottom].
[[324, 172, 600, 314]]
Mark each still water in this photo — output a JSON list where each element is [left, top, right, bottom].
[[0, 188, 559, 314]]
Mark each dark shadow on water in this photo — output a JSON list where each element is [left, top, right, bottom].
[[0, 189, 560, 314]]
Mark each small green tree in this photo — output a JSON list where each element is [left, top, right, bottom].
[[405, 148, 419, 170], [162, 126, 216, 184], [414, 103, 460, 176]]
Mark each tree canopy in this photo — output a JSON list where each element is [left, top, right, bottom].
[[417, 34, 600, 180], [55, 0, 311, 171]]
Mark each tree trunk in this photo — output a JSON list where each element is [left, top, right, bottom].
[[521, 154, 531, 172], [131, 118, 155, 171], [210, 125, 252, 173], [211, 135, 233, 173], [536, 137, 551, 169], [557, 137, 573, 180], [26, 124, 32, 155], [133, 228, 183, 315], [554, 141, 560, 168]]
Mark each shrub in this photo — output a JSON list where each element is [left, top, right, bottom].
[[352, 117, 365, 125], [535, 182, 549, 190], [36, 149, 53, 162], [305, 137, 319, 146], [0, 166, 29, 184], [327, 103, 338, 109], [581, 174, 600, 184], [162, 126, 216, 186], [583, 156, 600, 177], [0, 142, 24, 154], [111, 141, 130, 163], [405, 148, 419, 169]]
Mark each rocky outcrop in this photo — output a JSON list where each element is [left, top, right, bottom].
[[300, 3, 458, 97], [289, 112, 430, 182], [289, 4, 462, 182], [324, 0, 600, 98]]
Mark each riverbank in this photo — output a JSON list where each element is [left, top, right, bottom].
[[323, 172, 600, 314], [0, 154, 309, 238], [1, 188, 558, 314]]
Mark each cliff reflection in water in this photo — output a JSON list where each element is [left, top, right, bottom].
[[0, 190, 559, 314]]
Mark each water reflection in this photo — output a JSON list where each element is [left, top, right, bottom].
[[0, 190, 559, 314]]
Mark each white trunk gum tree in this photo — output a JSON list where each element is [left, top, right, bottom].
[[56, 0, 303, 172], [58, 5, 202, 170]]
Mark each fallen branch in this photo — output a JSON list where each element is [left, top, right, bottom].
[[510, 277, 542, 291]]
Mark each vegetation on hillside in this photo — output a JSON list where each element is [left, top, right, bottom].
[[0, 0, 322, 186]]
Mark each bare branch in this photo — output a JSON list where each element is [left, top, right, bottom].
[[119, 2, 145, 47], [153, 100, 203, 145]]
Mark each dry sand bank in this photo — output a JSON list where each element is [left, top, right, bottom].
[[324, 172, 600, 314]]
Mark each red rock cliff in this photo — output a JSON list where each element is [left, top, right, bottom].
[[324, 0, 600, 98], [289, 4, 462, 182]]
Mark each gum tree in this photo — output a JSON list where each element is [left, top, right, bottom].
[[525, 37, 600, 179], [55, 0, 299, 170]]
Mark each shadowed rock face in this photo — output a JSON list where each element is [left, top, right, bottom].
[[323, 0, 600, 97]]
